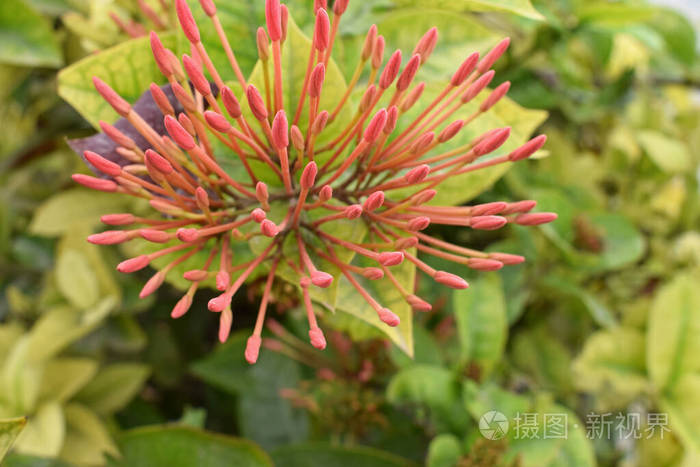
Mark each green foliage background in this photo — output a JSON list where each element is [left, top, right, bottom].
[[1, 0, 699, 466]]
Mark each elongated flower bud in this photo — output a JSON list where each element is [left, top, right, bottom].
[[363, 268, 384, 280], [360, 85, 377, 112], [171, 81, 196, 112], [199, 0, 216, 16], [183, 54, 212, 96], [309, 63, 325, 98], [319, 185, 332, 202], [480, 81, 510, 112], [204, 110, 232, 132], [404, 164, 430, 184], [414, 27, 438, 63], [461, 70, 495, 103], [379, 50, 402, 89], [150, 84, 174, 116], [271, 110, 289, 149], [345, 204, 363, 219], [333, 0, 349, 15], [451, 52, 479, 86], [84, 151, 121, 177], [400, 82, 425, 112], [364, 191, 384, 211], [408, 217, 430, 231], [72, 174, 118, 192], [312, 110, 329, 135], [99, 121, 133, 147], [265, 0, 282, 41], [397, 54, 421, 92], [101, 214, 135, 226], [221, 86, 242, 118], [257, 27, 269, 61], [150, 32, 173, 76], [280, 5, 289, 42], [92, 77, 130, 117], [301, 162, 318, 189], [509, 135, 547, 161], [246, 84, 268, 120], [145, 149, 173, 174], [378, 251, 403, 266], [363, 108, 388, 142], [362, 25, 378, 61], [514, 212, 558, 226], [291, 125, 305, 150], [117, 255, 150, 273], [140, 229, 170, 243], [434, 271, 468, 289], [378, 308, 400, 326], [372, 36, 385, 69], [164, 115, 196, 150], [477, 37, 510, 74], [88, 230, 129, 245], [314, 9, 330, 51], [438, 120, 464, 143], [176, 0, 200, 43], [245, 335, 262, 364]]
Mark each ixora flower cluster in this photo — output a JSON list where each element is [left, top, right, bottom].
[[73, 0, 555, 363]]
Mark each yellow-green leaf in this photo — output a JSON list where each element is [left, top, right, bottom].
[[0, 417, 27, 462], [13, 402, 64, 458], [55, 249, 99, 310], [75, 364, 150, 415]]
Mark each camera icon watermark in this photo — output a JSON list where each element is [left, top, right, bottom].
[[478, 410, 509, 440]]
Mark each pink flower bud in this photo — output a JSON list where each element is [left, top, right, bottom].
[[470, 215, 507, 230], [251, 208, 266, 223], [117, 255, 150, 273], [397, 54, 420, 91], [84, 151, 121, 177], [92, 77, 130, 117], [208, 293, 229, 312], [434, 271, 469, 289], [261, 219, 278, 237], [216, 270, 230, 290], [184, 269, 209, 281], [451, 52, 479, 86], [314, 9, 330, 51], [461, 70, 495, 103], [271, 110, 288, 149], [319, 185, 333, 202], [245, 335, 262, 364], [378, 308, 400, 327], [407, 294, 432, 311], [309, 327, 327, 349], [480, 81, 510, 112], [101, 214, 135, 226], [508, 135, 547, 161], [171, 81, 196, 112], [309, 63, 325, 98], [256, 27, 270, 61], [412, 189, 437, 205], [140, 229, 171, 243], [301, 162, 318, 189], [149, 83, 174, 116], [177, 228, 200, 242], [312, 110, 329, 135], [467, 258, 503, 271], [72, 174, 118, 192], [333, 0, 349, 15], [178, 113, 196, 136], [362, 25, 378, 61], [408, 217, 430, 231], [164, 115, 196, 150], [176, 0, 200, 43], [291, 125, 305, 150], [401, 81, 425, 112], [195, 187, 209, 209], [502, 200, 537, 214], [489, 252, 525, 265], [372, 36, 385, 70], [410, 132, 434, 154], [360, 85, 376, 112], [394, 236, 418, 249], [171, 294, 193, 318], [183, 54, 211, 96], [473, 127, 510, 156], [246, 84, 268, 121], [219, 309, 233, 342], [256, 182, 269, 204], [88, 230, 129, 245], [99, 121, 133, 147], [477, 37, 510, 74], [413, 27, 438, 63], [404, 164, 430, 184], [265, 0, 282, 41], [145, 149, 173, 174], [314, 0, 327, 12], [311, 270, 333, 288], [204, 111, 231, 133], [362, 267, 384, 280], [470, 201, 507, 216], [378, 251, 404, 266], [280, 5, 289, 42], [199, 0, 216, 16], [384, 106, 399, 135], [514, 212, 557, 226], [379, 50, 402, 89], [150, 32, 173, 77], [364, 191, 384, 211], [140, 271, 165, 298], [344, 204, 363, 219], [363, 108, 388, 142], [221, 86, 242, 118], [438, 120, 464, 143]]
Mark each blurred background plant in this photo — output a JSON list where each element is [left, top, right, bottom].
[[0, 0, 698, 466]]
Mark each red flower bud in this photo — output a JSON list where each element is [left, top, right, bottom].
[[140, 270, 166, 298], [245, 335, 262, 364], [480, 81, 510, 112], [140, 229, 171, 243], [401, 81, 425, 112], [319, 185, 333, 202], [92, 77, 130, 117], [184, 269, 209, 281], [362, 25, 378, 61], [290, 125, 305, 151], [413, 27, 438, 63], [508, 135, 547, 161], [451, 52, 479, 86], [199, 0, 216, 16], [261, 219, 278, 237], [407, 294, 432, 311], [363, 108, 388, 142], [404, 164, 430, 184], [461, 70, 495, 103], [378, 251, 404, 266], [470, 201, 507, 216], [221, 86, 242, 118], [246, 84, 268, 121], [372, 36, 385, 69], [363, 191, 384, 211], [204, 110, 232, 132], [312, 110, 329, 135], [271, 110, 289, 149], [99, 121, 133, 148], [438, 120, 464, 143], [397, 54, 421, 92], [72, 174, 118, 192], [477, 37, 510, 74], [473, 127, 510, 156], [84, 151, 121, 177], [171, 81, 196, 112], [333, 0, 349, 15], [251, 208, 266, 223], [265, 0, 282, 41], [88, 230, 129, 245], [489, 252, 525, 265], [176, 0, 201, 43], [172, 295, 193, 318], [466, 258, 503, 271], [216, 271, 230, 291], [378, 308, 400, 326], [514, 212, 558, 226], [309, 327, 327, 349], [177, 228, 200, 242], [408, 216, 430, 231], [362, 267, 384, 280], [145, 149, 174, 174], [311, 270, 333, 288], [344, 204, 363, 219], [434, 271, 468, 289], [150, 32, 173, 77], [117, 255, 150, 273], [101, 214, 135, 226], [314, 9, 330, 51], [150, 83, 174, 116], [164, 115, 196, 150], [379, 50, 402, 89], [309, 63, 325, 98], [301, 162, 318, 189], [470, 215, 507, 230], [257, 27, 269, 61], [183, 54, 212, 96]]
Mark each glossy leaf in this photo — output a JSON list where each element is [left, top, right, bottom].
[[0, 417, 27, 463], [55, 249, 99, 309]]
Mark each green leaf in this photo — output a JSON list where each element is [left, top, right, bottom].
[[270, 443, 415, 467], [461, 0, 545, 20], [540, 276, 617, 328], [29, 189, 130, 237], [453, 274, 507, 377], [108, 426, 272, 467], [38, 358, 98, 404], [511, 328, 573, 396], [59, 403, 119, 466], [0, 417, 27, 463], [55, 249, 99, 310], [27, 299, 115, 362], [75, 364, 150, 415], [58, 33, 176, 128], [572, 327, 648, 408], [1, 453, 73, 467], [637, 130, 692, 173], [13, 403, 64, 458], [647, 7, 696, 66], [0, 0, 62, 67], [190, 332, 308, 450], [426, 433, 462, 467], [387, 365, 469, 431]]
